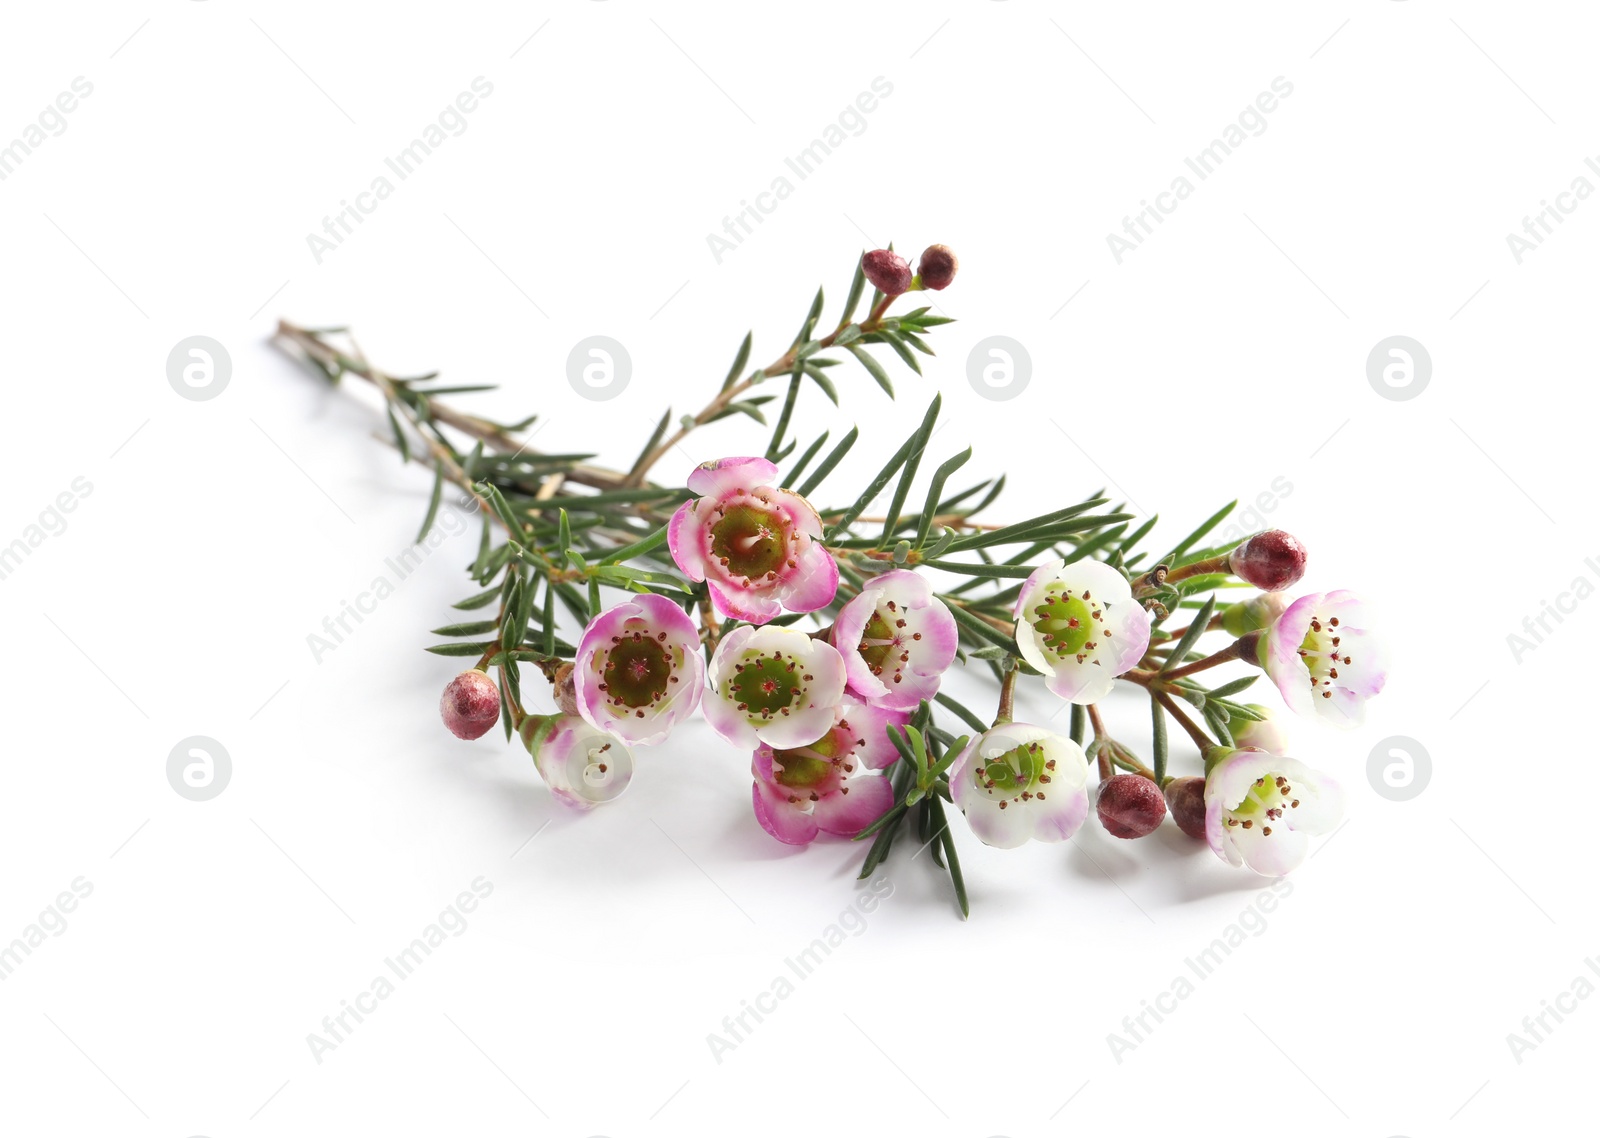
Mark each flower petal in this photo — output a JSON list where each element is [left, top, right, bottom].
[[751, 779, 819, 845], [688, 456, 777, 498], [667, 499, 707, 581], [781, 540, 840, 614], [812, 774, 894, 836]]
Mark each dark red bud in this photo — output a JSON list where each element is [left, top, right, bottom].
[[441, 669, 500, 740], [916, 244, 958, 290], [1228, 530, 1308, 592], [1163, 776, 1209, 841], [1096, 774, 1167, 839], [861, 249, 913, 297]]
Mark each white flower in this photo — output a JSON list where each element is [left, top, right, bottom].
[[524, 716, 634, 811], [1258, 590, 1387, 729], [1013, 559, 1150, 703], [703, 625, 847, 749], [1204, 748, 1342, 875], [949, 724, 1090, 849], [831, 569, 959, 711]]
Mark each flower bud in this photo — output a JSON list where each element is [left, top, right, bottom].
[[551, 662, 579, 717], [1096, 773, 1167, 839], [1228, 530, 1308, 592], [1228, 703, 1288, 753], [861, 249, 912, 297], [1221, 591, 1291, 637], [1163, 776, 1208, 840], [521, 715, 634, 810], [440, 669, 500, 740], [916, 244, 958, 291]]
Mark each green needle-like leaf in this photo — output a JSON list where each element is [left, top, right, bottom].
[[797, 426, 859, 499], [1160, 594, 1216, 673], [845, 343, 894, 398], [417, 461, 444, 542], [878, 394, 943, 545], [722, 332, 752, 392]]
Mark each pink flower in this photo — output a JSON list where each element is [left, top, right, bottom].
[[1257, 590, 1387, 729], [703, 625, 847, 749], [521, 715, 634, 811], [668, 456, 839, 624], [831, 569, 959, 711], [1204, 747, 1343, 874], [1014, 559, 1150, 703], [749, 697, 905, 845], [949, 724, 1091, 849], [573, 594, 704, 745]]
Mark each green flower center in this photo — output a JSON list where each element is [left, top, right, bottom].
[[857, 609, 898, 675], [710, 503, 789, 581], [1296, 613, 1352, 702], [971, 740, 1059, 809], [726, 652, 806, 718], [601, 632, 674, 708], [1223, 774, 1300, 837], [1031, 589, 1100, 661], [772, 749, 833, 789]]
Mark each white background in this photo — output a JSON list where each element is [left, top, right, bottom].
[[0, 2, 1592, 1135]]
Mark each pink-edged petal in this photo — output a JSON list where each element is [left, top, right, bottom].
[[1097, 601, 1152, 676], [812, 775, 894, 836], [667, 499, 707, 581], [703, 691, 759, 748], [876, 670, 938, 712], [752, 779, 819, 845], [769, 487, 826, 538], [1027, 786, 1090, 843], [800, 639, 848, 705], [687, 456, 777, 498], [1013, 559, 1065, 620], [781, 540, 840, 613], [902, 603, 959, 676], [707, 579, 782, 624], [840, 700, 912, 769], [961, 797, 1034, 849], [1044, 661, 1116, 704], [754, 704, 838, 749]]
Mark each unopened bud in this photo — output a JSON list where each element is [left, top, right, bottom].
[[1228, 530, 1307, 592], [861, 249, 913, 297], [1228, 704, 1288, 752], [1221, 591, 1291, 636], [916, 244, 958, 291], [552, 662, 579, 716], [1163, 776, 1208, 841], [1096, 773, 1167, 839], [440, 669, 500, 740]]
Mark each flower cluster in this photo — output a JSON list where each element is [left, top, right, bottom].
[[306, 241, 1395, 915]]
